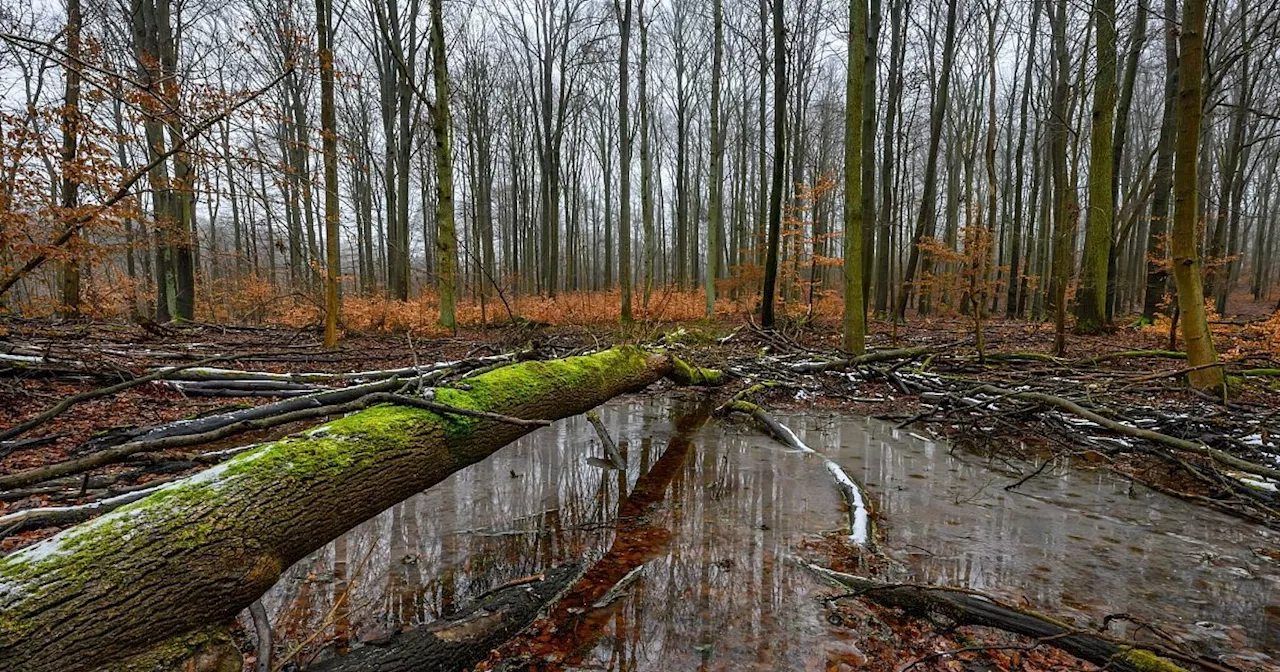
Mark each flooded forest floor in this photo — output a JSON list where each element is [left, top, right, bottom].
[[1, 312, 1278, 671]]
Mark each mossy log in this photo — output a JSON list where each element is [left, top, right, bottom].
[[806, 564, 1190, 672], [0, 347, 711, 672]]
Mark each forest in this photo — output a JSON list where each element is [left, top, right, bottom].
[[0, 0, 1278, 667]]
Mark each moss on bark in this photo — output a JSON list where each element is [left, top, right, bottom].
[[0, 347, 688, 672]]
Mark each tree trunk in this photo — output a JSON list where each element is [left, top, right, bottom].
[[873, 0, 904, 317], [760, 0, 786, 328], [1108, 0, 1147, 321], [317, 0, 340, 347], [861, 0, 878, 312], [843, 0, 866, 353], [1171, 0, 1224, 391], [1006, 0, 1038, 318], [1143, 0, 1178, 323], [1048, 0, 1072, 354], [894, 0, 957, 321], [638, 0, 655, 309], [707, 0, 724, 316], [431, 0, 458, 330], [1076, 0, 1116, 332], [617, 0, 633, 321], [58, 0, 83, 318], [0, 348, 714, 672]]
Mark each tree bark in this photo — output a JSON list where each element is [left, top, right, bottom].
[[616, 0, 633, 321], [843, 0, 866, 353], [706, 0, 724, 317], [430, 0, 458, 329], [58, 0, 83, 317], [0, 348, 713, 672], [808, 565, 1189, 672], [1170, 0, 1224, 391], [1076, 0, 1116, 332], [760, 0, 786, 328], [317, 0, 340, 346], [894, 0, 957, 321], [1143, 0, 1178, 323]]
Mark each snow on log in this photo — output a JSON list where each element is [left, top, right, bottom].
[[0, 347, 714, 672]]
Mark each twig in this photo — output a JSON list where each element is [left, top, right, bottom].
[[967, 384, 1280, 481], [586, 411, 625, 469], [0, 352, 274, 443]]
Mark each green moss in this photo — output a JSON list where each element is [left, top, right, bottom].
[[1118, 647, 1188, 672], [104, 627, 240, 672], [667, 356, 725, 386], [1, 347, 662, 638], [663, 327, 727, 346], [438, 346, 653, 424]]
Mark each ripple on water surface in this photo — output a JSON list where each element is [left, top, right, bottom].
[[246, 399, 1278, 668]]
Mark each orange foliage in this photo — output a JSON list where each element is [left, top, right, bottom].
[[263, 288, 766, 335]]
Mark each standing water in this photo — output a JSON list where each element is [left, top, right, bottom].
[[247, 398, 1278, 669]]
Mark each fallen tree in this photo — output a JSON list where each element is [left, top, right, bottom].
[[805, 564, 1198, 672], [0, 347, 719, 672]]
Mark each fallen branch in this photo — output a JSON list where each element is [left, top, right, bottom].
[[76, 377, 414, 456], [720, 400, 872, 546], [0, 387, 550, 490], [0, 482, 169, 536], [806, 564, 1194, 672], [789, 345, 934, 373], [585, 410, 625, 469], [1079, 350, 1187, 365], [0, 352, 273, 444], [968, 384, 1280, 481]]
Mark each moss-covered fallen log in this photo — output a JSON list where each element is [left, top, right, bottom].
[[806, 564, 1193, 672], [0, 347, 716, 672]]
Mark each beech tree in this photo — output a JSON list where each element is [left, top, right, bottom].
[[0, 0, 1276, 371], [842, 0, 866, 353]]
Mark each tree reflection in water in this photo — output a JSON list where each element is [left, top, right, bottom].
[[247, 400, 1277, 669]]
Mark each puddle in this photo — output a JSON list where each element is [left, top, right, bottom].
[[778, 411, 1279, 658], [249, 398, 860, 669], [246, 400, 1278, 668]]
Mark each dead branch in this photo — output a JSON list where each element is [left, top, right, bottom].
[[790, 345, 935, 373], [0, 352, 275, 444], [806, 563, 1202, 672], [586, 410, 625, 469], [967, 384, 1280, 481]]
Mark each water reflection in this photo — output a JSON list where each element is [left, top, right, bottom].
[[780, 412, 1279, 656], [251, 398, 856, 669], [247, 401, 1278, 669]]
